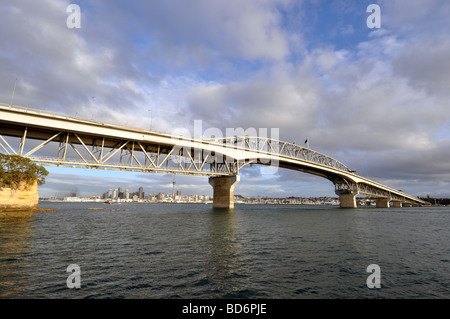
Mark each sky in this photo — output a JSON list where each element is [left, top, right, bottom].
[[1, 0, 449, 199]]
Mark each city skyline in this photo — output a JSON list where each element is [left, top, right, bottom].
[[37, 167, 342, 200]]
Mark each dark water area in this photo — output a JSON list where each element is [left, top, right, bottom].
[[1, 202, 449, 299]]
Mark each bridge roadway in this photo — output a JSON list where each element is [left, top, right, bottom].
[[0, 103, 429, 209]]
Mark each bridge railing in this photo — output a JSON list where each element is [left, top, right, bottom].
[[203, 136, 353, 173], [0, 102, 172, 136], [0, 102, 89, 122]]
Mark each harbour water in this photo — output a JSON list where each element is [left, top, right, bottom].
[[1, 202, 449, 299]]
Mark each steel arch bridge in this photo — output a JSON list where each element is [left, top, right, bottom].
[[0, 103, 429, 208]]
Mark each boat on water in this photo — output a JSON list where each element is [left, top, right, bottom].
[[104, 200, 115, 204]]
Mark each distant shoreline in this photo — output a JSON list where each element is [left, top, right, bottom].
[[37, 200, 447, 207]]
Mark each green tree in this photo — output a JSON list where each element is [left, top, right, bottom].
[[0, 154, 49, 189]]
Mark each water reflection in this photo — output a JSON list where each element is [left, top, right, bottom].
[[206, 208, 246, 297], [0, 210, 35, 297]]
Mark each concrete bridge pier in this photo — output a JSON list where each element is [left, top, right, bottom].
[[209, 175, 240, 209], [339, 192, 357, 208], [376, 198, 390, 208], [392, 201, 403, 208]]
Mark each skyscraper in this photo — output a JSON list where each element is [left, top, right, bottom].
[[139, 187, 144, 199], [172, 175, 176, 199]]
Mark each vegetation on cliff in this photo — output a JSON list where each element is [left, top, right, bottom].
[[0, 154, 49, 189]]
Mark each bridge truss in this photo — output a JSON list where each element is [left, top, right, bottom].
[[0, 103, 429, 206], [0, 129, 241, 176]]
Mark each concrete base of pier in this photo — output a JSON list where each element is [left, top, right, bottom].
[[392, 201, 402, 208], [376, 198, 390, 208], [339, 193, 357, 208], [208, 175, 240, 209]]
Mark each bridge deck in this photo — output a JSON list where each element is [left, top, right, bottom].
[[0, 103, 429, 207]]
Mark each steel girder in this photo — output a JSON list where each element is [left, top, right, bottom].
[[206, 136, 352, 172], [0, 129, 239, 176], [333, 177, 414, 204]]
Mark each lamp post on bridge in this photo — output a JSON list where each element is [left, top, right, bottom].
[[91, 96, 95, 120], [10, 78, 18, 108], [148, 109, 152, 131]]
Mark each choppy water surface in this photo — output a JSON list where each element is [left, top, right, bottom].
[[1, 203, 449, 298]]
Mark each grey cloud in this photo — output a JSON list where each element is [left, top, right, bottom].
[[186, 64, 321, 143], [380, 0, 450, 35], [392, 36, 450, 96], [184, 17, 450, 196], [1, 0, 293, 123], [131, 0, 291, 63]]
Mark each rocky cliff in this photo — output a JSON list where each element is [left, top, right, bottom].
[[0, 180, 39, 211]]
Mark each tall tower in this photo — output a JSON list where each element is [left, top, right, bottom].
[[172, 175, 176, 200]]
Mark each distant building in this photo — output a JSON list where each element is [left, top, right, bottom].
[[64, 197, 82, 202], [139, 187, 144, 199]]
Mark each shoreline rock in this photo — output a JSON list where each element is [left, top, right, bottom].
[[0, 180, 39, 211], [0, 206, 59, 213]]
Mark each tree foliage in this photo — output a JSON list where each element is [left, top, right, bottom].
[[0, 154, 49, 189]]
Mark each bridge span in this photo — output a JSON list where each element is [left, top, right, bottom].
[[0, 103, 429, 209]]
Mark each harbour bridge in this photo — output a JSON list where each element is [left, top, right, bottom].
[[0, 103, 429, 209]]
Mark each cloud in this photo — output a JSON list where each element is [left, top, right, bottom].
[[132, 0, 291, 63], [380, 0, 450, 35], [186, 62, 322, 141], [392, 36, 450, 96]]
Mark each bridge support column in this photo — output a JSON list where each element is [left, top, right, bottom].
[[393, 201, 402, 208], [339, 193, 357, 208], [376, 198, 390, 208], [209, 175, 240, 209]]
